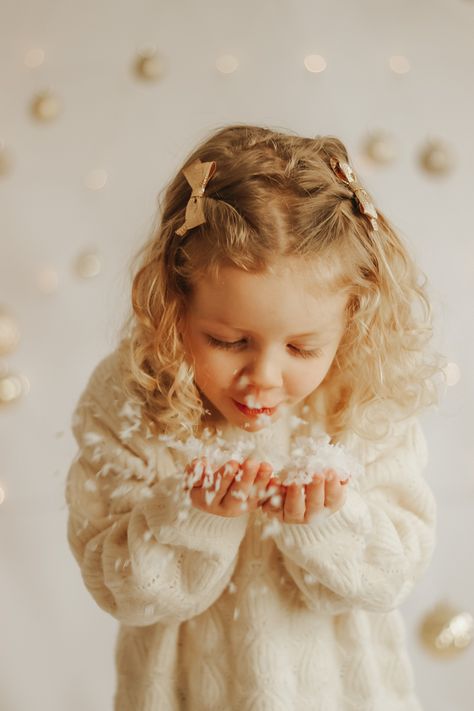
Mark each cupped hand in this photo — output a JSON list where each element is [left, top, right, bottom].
[[261, 469, 350, 524], [184, 457, 275, 518]]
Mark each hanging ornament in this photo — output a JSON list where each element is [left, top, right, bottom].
[[134, 48, 164, 81], [0, 140, 13, 177], [363, 131, 397, 166], [216, 55, 239, 74], [303, 55, 327, 73], [30, 90, 62, 122], [418, 139, 455, 177], [24, 48, 45, 68], [389, 55, 411, 74], [84, 169, 108, 190], [419, 601, 473, 657], [442, 362, 461, 387], [36, 265, 59, 293], [0, 307, 20, 356], [0, 370, 30, 406], [73, 250, 102, 279]]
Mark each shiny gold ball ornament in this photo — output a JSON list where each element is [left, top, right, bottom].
[[30, 90, 62, 122], [419, 601, 473, 657], [419, 139, 455, 176], [0, 371, 30, 406], [0, 140, 13, 177], [134, 49, 164, 81], [0, 308, 20, 356], [74, 250, 102, 279], [363, 131, 397, 165]]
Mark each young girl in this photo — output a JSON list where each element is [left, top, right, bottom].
[[65, 124, 444, 710]]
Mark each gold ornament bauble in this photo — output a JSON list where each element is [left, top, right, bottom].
[[0, 371, 29, 406], [74, 250, 102, 279], [419, 601, 473, 657], [0, 141, 13, 177], [419, 140, 454, 176], [363, 132, 397, 165], [36, 265, 60, 293], [134, 51, 164, 81], [0, 308, 20, 356], [31, 91, 61, 121]]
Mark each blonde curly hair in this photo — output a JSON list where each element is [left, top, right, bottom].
[[118, 123, 445, 443]]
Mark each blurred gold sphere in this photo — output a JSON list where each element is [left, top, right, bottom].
[[363, 132, 397, 165], [74, 250, 102, 279], [0, 141, 14, 177], [419, 140, 455, 176], [0, 372, 29, 406], [31, 91, 62, 121], [0, 308, 20, 356], [419, 601, 473, 657], [134, 51, 164, 81]]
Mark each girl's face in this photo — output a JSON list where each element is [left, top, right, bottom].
[[181, 257, 348, 431]]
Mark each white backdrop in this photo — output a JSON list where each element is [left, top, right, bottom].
[[1, 1, 473, 709]]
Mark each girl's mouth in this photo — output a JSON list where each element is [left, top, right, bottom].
[[232, 399, 278, 417]]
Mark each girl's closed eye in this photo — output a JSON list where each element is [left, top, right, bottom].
[[205, 335, 322, 359], [205, 335, 246, 350], [288, 345, 322, 359]]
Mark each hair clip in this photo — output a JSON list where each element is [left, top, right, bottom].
[[175, 158, 217, 237], [329, 157, 379, 232]]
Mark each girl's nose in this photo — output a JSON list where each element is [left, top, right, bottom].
[[245, 351, 283, 390]]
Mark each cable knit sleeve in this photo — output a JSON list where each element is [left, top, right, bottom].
[[65, 352, 248, 627], [271, 415, 436, 614]]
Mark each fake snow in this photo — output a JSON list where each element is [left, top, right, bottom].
[[83, 431, 104, 447], [159, 426, 363, 487], [261, 518, 283, 540]]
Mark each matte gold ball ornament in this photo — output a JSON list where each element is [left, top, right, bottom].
[[0, 140, 14, 177], [419, 601, 473, 657], [0, 308, 20, 356], [30, 90, 62, 122], [134, 49, 164, 81], [363, 132, 397, 165], [419, 139, 455, 176]]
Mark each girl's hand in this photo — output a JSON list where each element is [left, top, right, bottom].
[[261, 469, 350, 524], [184, 458, 274, 518]]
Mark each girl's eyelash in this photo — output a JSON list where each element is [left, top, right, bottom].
[[289, 345, 322, 359], [205, 335, 244, 350], [205, 335, 322, 359]]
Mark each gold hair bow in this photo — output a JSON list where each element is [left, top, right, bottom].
[[329, 157, 379, 232], [175, 158, 217, 237]]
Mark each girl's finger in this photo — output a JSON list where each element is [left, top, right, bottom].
[[324, 470, 341, 510], [184, 458, 207, 489], [214, 460, 241, 504], [304, 475, 325, 521], [284, 483, 305, 523], [262, 485, 285, 519], [222, 459, 260, 509], [252, 463, 274, 502]]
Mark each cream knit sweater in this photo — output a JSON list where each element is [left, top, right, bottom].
[[65, 342, 437, 711]]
